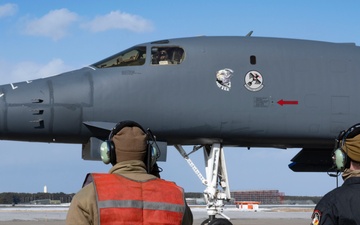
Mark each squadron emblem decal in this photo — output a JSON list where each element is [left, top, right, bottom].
[[244, 70, 264, 91], [216, 68, 234, 91], [311, 210, 321, 225]]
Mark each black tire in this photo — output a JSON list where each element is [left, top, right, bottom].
[[201, 219, 210, 225], [208, 218, 232, 225]]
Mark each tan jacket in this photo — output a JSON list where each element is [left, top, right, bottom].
[[66, 160, 193, 225]]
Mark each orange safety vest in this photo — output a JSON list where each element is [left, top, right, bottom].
[[90, 173, 186, 225]]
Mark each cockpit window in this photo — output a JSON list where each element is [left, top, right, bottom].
[[92, 46, 146, 68], [151, 47, 184, 65]]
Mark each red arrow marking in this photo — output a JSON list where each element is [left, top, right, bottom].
[[277, 99, 298, 106]]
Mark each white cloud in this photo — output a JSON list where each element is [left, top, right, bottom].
[[0, 59, 73, 84], [23, 8, 78, 41], [37, 58, 72, 77], [20, 8, 153, 40], [83, 10, 154, 33], [0, 3, 17, 18]]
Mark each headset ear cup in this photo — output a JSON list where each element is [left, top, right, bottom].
[[109, 141, 117, 165], [146, 143, 151, 173], [145, 143, 156, 173], [146, 139, 160, 173], [333, 148, 346, 171], [100, 140, 117, 165], [100, 141, 111, 164]]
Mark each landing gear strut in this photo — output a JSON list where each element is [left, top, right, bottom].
[[175, 143, 232, 225]]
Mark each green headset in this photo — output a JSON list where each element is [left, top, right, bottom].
[[99, 120, 160, 173], [332, 123, 360, 171]]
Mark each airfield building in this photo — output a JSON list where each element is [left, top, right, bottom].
[[231, 190, 284, 204]]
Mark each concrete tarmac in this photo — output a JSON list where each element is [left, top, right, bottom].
[[0, 219, 310, 225], [0, 205, 313, 225]]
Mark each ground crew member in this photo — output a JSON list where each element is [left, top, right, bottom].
[[311, 123, 360, 225], [66, 120, 193, 225]]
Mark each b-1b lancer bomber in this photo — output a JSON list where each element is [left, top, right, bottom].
[[1, 34, 360, 224]]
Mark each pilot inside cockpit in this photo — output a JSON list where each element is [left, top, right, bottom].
[[158, 50, 170, 65]]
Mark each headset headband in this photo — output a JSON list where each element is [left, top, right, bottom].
[[101, 120, 160, 173], [343, 124, 360, 140]]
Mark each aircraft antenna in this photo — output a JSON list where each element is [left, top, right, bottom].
[[246, 31, 253, 37]]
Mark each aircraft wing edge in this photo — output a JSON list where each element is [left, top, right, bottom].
[[288, 148, 334, 172], [83, 121, 117, 131]]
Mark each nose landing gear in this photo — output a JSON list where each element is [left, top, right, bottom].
[[175, 143, 233, 225]]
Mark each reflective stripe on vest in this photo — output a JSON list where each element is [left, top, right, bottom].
[[98, 200, 185, 213], [91, 173, 185, 225]]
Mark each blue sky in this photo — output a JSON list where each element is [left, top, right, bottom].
[[0, 1, 359, 196]]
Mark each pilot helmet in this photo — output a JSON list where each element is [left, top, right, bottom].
[[159, 50, 168, 60]]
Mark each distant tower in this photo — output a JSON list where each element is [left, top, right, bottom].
[[44, 185, 47, 193]]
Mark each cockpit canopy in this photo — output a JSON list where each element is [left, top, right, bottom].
[[92, 46, 185, 69]]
